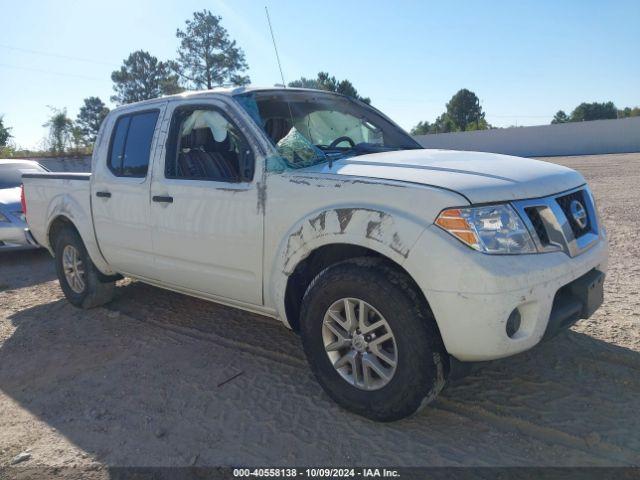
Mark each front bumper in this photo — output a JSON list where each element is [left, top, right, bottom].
[[406, 225, 608, 361]]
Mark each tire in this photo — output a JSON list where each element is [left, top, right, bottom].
[[53, 227, 115, 309], [300, 257, 448, 421]]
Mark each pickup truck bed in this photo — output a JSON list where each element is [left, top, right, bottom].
[[22, 172, 113, 275]]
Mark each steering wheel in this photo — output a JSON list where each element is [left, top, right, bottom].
[[328, 136, 356, 149]]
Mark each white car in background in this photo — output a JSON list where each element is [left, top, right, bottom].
[[0, 159, 46, 251]]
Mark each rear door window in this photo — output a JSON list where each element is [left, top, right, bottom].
[[108, 110, 159, 177]]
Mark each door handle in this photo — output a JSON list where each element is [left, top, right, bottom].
[[152, 195, 173, 203], [96, 191, 111, 198]]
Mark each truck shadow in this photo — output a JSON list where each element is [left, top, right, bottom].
[[1, 280, 639, 466], [0, 249, 56, 290]]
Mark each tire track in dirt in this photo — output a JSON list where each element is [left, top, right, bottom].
[[111, 307, 308, 370], [564, 334, 640, 375], [96, 306, 620, 466], [107, 304, 640, 465], [435, 398, 640, 465]]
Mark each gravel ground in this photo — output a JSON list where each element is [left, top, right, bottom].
[[0, 153, 638, 472]]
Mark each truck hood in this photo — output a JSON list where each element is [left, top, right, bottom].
[[302, 149, 585, 204], [0, 187, 21, 211]]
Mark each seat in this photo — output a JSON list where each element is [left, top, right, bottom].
[[178, 128, 239, 180]]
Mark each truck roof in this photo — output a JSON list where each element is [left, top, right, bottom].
[[109, 86, 348, 111]]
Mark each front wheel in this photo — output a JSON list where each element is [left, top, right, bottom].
[[299, 258, 448, 421], [54, 228, 115, 309]]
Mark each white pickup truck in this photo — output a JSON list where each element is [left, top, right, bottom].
[[22, 87, 607, 421]]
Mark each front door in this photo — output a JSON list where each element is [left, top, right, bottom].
[[92, 106, 164, 279], [149, 100, 264, 305]]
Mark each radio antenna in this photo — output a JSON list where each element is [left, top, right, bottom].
[[264, 5, 301, 164], [265, 6, 287, 87]]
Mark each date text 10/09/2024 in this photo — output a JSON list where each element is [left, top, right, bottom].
[[233, 468, 400, 478]]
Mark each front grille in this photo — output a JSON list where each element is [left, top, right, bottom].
[[513, 186, 599, 257], [556, 190, 591, 238], [525, 207, 550, 246]]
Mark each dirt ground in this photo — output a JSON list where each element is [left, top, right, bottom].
[[0, 153, 639, 470]]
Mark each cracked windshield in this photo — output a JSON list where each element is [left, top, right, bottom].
[[235, 90, 421, 169]]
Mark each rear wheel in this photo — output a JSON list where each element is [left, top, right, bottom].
[[54, 228, 115, 308], [300, 257, 448, 421]]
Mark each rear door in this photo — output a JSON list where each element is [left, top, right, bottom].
[[149, 98, 264, 305], [92, 105, 165, 278]]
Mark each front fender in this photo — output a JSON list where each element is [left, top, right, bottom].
[[269, 206, 428, 327]]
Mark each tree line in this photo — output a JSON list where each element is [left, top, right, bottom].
[[411, 91, 640, 136], [552, 102, 640, 124]]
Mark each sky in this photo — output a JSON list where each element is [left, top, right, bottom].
[[1, 0, 638, 149]]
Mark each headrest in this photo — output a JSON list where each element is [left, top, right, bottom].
[[265, 117, 292, 144], [180, 110, 230, 142]]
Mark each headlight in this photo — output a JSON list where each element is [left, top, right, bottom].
[[435, 204, 536, 254], [0, 211, 10, 223]]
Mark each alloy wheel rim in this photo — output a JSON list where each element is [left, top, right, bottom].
[[322, 298, 398, 391], [62, 245, 86, 294]]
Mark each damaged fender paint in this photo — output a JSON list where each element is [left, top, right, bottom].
[[281, 208, 424, 274]]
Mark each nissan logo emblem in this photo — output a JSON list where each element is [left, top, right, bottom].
[[570, 200, 588, 229]]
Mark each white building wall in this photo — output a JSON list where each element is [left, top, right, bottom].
[[413, 116, 640, 157]]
